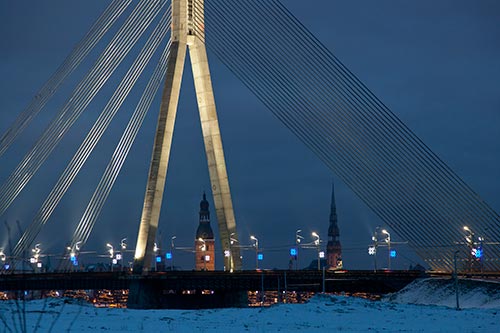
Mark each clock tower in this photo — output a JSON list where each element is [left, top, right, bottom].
[[195, 192, 215, 270]]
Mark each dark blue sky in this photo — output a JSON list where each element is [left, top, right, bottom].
[[1, 0, 499, 270]]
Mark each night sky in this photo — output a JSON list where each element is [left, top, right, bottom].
[[1, 0, 499, 271]]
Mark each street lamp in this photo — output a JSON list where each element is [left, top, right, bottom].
[[250, 235, 259, 270], [106, 243, 114, 257], [463, 226, 474, 272], [228, 233, 238, 272], [370, 228, 379, 272], [153, 242, 160, 271], [312, 232, 321, 270], [29, 243, 42, 272], [381, 229, 391, 270], [198, 238, 207, 270], [295, 229, 303, 270], [120, 238, 127, 251], [477, 236, 484, 273], [463, 226, 484, 272], [106, 243, 114, 272], [68, 241, 82, 270], [170, 236, 176, 271], [0, 249, 6, 272], [120, 238, 127, 271], [32, 243, 41, 259]]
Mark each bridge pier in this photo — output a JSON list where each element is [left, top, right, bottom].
[[127, 278, 247, 309]]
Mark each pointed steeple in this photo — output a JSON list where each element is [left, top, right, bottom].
[[195, 191, 215, 271], [199, 191, 210, 222], [197, 191, 213, 238], [328, 182, 339, 240], [327, 181, 342, 269]]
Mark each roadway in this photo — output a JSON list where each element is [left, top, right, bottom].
[[0, 270, 426, 294]]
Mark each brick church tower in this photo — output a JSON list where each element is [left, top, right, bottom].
[[195, 192, 215, 270], [327, 183, 342, 269]]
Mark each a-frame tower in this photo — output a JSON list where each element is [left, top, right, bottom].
[[133, 0, 242, 273]]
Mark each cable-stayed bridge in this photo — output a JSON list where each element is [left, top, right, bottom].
[[0, 0, 499, 278]]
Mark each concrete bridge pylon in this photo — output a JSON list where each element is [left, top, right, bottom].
[[133, 0, 242, 274]]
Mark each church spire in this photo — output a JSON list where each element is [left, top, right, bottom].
[[195, 191, 215, 270], [328, 182, 339, 239], [327, 181, 342, 269], [199, 191, 210, 222]]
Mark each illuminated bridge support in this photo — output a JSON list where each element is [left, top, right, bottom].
[[133, 0, 242, 275]]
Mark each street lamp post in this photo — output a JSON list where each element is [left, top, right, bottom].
[[170, 236, 176, 271], [68, 241, 82, 271], [198, 238, 206, 270], [382, 229, 391, 270], [295, 229, 303, 270], [477, 236, 484, 273], [453, 250, 460, 310], [312, 232, 320, 271], [250, 235, 259, 270], [154, 242, 160, 271], [31, 243, 42, 272], [0, 248, 6, 272], [463, 226, 474, 272], [106, 243, 114, 272], [120, 238, 127, 271], [229, 233, 238, 273], [371, 229, 379, 272]]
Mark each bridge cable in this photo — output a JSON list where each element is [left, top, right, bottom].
[[12, 6, 173, 259], [201, 0, 456, 268], [199, 0, 500, 271], [68, 38, 173, 264], [0, 1, 162, 219], [0, 0, 132, 158], [200, 1, 444, 267], [0, 0, 168, 220]]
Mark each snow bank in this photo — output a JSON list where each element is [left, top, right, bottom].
[[386, 277, 500, 309], [1, 292, 499, 332]]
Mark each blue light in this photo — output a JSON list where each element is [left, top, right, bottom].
[[70, 255, 76, 262], [475, 248, 483, 259], [257, 253, 264, 261], [72, 260, 78, 266], [166, 252, 172, 260], [390, 250, 397, 258], [290, 248, 297, 256], [156, 256, 162, 263], [4, 264, 10, 270]]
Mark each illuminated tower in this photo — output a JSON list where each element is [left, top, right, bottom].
[[327, 182, 342, 269], [133, 0, 241, 273], [195, 193, 215, 271]]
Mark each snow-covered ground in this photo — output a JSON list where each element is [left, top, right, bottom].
[[1, 278, 499, 332], [388, 278, 500, 309]]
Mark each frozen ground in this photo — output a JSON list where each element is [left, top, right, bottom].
[[1, 278, 499, 332], [388, 278, 500, 309]]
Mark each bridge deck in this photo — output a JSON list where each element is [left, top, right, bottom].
[[0, 270, 426, 294]]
